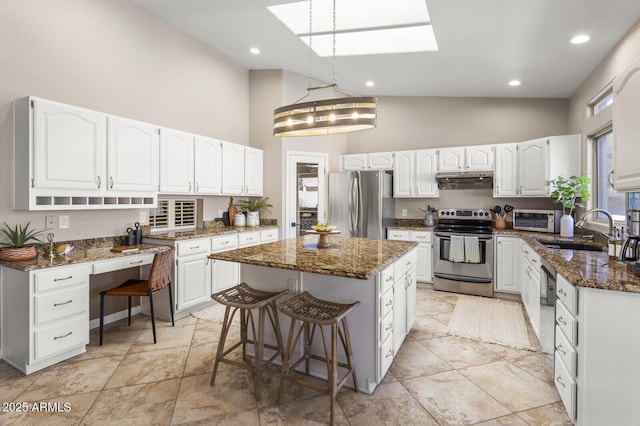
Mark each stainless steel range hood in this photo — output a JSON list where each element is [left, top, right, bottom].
[[436, 171, 494, 190]]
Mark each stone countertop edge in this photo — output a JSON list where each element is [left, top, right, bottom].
[[495, 229, 640, 294], [0, 244, 171, 272], [209, 235, 418, 280], [144, 225, 279, 241], [387, 225, 436, 232]]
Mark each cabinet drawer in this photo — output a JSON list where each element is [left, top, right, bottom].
[[520, 242, 540, 269], [260, 229, 278, 243], [379, 312, 393, 342], [34, 316, 88, 361], [554, 352, 577, 422], [410, 231, 432, 243], [380, 289, 394, 318], [35, 284, 88, 325], [35, 265, 90, 293], [380, 334, 394, 377], [211, 235, 238, 252], [238, 231, 260, 247], [93, 253, 155, 275], [556, 274, 577, 315], [556, 300, 578, 346], [176, 239, 211, 257], [387, 230, 409, 240], [380, 266, 395, 294], [555, 325, 577, 377], [394, 250, 418, 278]]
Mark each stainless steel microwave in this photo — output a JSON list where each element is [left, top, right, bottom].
[[512, 209, 562, 233]]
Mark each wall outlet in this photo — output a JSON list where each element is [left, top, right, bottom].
[[139, 211, 148, 224], [217, 209, 223, 218], [287, 278, 299, 293], [45, 215, 58, 230], [401, 209, 408, 217], [59, 215, 70, 229]]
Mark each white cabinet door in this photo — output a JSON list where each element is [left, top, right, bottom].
[[159, 129, 194, 194], [194, 136, 222, 195], [107, 116, 159, 192], [613, 58, 640, 191], [438, 147, 465, 172], [212, 259, 240, 292], [494, 143, 518, 197], [368, 152, 394, 170], [465, 145, 494, 171], [342, 154, 368, 170], [393, 279, 407, 354], [518, 138, 549, 196], [244, 147, 263, 196], [221, 142, 245, 195], [33, 98, 107, 190], [495, 236, 521, 293], [406, 267, 417, 331], [393, 151, 415, 197], [415, 243, 432, 283], [415, 149, 439, 197], [176, 255, 211, 311]]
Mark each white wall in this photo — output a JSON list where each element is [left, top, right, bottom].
[[0, 0, 249, 240]]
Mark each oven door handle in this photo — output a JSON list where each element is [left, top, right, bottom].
[[435, 232, 493, 241], [433, 272, 493, 284]]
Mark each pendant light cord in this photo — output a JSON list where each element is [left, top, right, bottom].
[[308, 0, 313, 89], [332, 0, 337, 87]]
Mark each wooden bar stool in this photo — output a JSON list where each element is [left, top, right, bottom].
[[210, 282, 288, 398], [277, 291, 360, 425]]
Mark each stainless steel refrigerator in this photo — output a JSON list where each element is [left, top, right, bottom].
[[328, 170, 395, 239]]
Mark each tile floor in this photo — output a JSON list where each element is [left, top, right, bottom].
[[0, 287, 572, 425]]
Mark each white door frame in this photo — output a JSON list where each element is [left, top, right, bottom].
[[284, 151, 328, 240]]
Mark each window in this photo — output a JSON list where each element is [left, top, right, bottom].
[[594, 130, 625, 221], [589, 85, 613, 116], [149, 199, 197, 232]]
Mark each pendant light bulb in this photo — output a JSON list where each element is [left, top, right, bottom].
[[306, 116, 314, 124]]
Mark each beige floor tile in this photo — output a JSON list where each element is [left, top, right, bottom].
[[171, 372, 258, 425], [0, 361, 41, 402], [421, 336, 502, 369], [18, 357, 121, 401], [475, 414, 530, 425], [105, 346, 188, 388], [73, 325, 142, 362], [0, 391, 99, 426], [479, 341, 539, 360], [260, 394, 349, 425], [128, 322, 196, 353], [408, 314, 450, 340], [337, 381, 438, 425], [184, 341, 248, 378], [172, 409, 260, 425], [416, 296, 456, 316], [389, 339, 451, 380], [460, 361, 560, 412], [403, 370, 511, 425], [190, 318, 241, 347], [509, 352, 555, 386], [82, 379, 180, 425], [516, 401, 573, 425]]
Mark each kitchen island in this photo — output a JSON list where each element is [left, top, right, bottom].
[[209, 235, 418, 394]]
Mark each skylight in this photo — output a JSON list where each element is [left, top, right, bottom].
[[268, 0, 438, 57]]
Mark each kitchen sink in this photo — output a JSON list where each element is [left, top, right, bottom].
[[537, 240, 604, 252]]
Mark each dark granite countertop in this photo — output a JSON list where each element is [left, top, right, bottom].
[[209, 235, 417, 280], [143, 225, 278, 241]]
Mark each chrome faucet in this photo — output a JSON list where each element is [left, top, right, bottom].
[[576, 208, 614, 238]]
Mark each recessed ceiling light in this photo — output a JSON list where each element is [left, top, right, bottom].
[[366, 81, 375, 87], [249, 47, 260, 55], [570, 34, 590, 44], [508, 80, 522, 87]]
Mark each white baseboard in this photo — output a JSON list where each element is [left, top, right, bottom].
[[89, 306, 143, 330]]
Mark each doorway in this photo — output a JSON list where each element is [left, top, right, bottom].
[[285, 152, 328, 239]]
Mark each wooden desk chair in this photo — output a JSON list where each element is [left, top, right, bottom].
[[99, 248, 175, 345]]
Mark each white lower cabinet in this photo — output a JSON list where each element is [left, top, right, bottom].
[[211, 234, 240, 293], [1, 264, 92, 374], [176, 239, 212, 312], [520, 241, 541, 337], [387, 229, 432, 283], [554, 274, 578, 423], [494, 236, 521, 293]]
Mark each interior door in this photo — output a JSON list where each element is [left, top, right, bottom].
[[285, 152, 328, 239]]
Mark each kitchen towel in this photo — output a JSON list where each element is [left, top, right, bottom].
[[448, 235, 465, 262], [464, 236, 481, 263]]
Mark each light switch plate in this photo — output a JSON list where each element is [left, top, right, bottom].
[[401, 209, 408, 217], [59, 215, 70, 229], [45, 215, 58, 230], [139, 211, 148, 224]]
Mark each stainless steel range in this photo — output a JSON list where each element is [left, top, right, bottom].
[[433, 208, 494, 297]]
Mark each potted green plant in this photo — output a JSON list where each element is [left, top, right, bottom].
[[545, 175, 591, 237], [0, 221, 45, 261], [235, 197, 273, 226]]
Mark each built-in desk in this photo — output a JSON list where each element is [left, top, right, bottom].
[[0, 245, 168, 374]]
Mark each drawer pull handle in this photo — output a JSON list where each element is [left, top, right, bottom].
[[221, 241, 229, 245], [558, 288, 567, 296], [386, 276, 393, 282], [53, 299, 73, 307], [557, 316, 567, 326], [385, 349, 393, 358], [385, 323, 393, 331], [130, 260, 144, 265], [385, 300, 393, 307], [54, 275, 73, 282], [190, 246, 200, 250], [557, 344, 566, 355], [556, 376, 566, 388], [54, 331, 73, 340]]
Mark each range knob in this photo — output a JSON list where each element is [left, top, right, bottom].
[[473, 212, 478, 216]]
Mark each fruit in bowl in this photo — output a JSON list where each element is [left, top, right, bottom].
[[311, 223, 335, 233]]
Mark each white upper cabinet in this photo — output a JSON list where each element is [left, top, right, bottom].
[[32, 98, 107, 190], [393, 149, 438, 198], [107, 116, 159, 192], [517, 138, 549, 196], [393, 151, 415, 197], [613, 57, 640, 191], [415, 149, 439, 197], [342, 154, 368, 170], [244, 146, 263, 196], [221, 142, 245, 195], [494, 143, 518, 197], [438, 145, 493, 172], [159, 129, 194, 194], [437, 147, 465, 172], [194, 136, 223, 195], [367, 152, 394, 170]]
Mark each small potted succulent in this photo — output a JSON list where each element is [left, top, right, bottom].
[[235, 197, 273, 226], [0, 221, 45, 261], [545, 175, 591, 237]]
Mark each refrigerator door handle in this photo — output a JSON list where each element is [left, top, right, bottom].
[[349, 173, 358, 235]]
